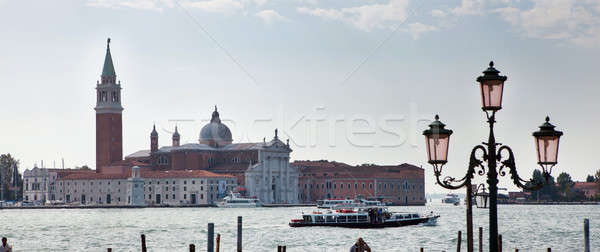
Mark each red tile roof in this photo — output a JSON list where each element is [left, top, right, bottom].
[[574, 182, 599, 190], [59, 169, 234, 180]]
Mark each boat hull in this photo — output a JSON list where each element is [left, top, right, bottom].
[[289, 216, 439, 229]]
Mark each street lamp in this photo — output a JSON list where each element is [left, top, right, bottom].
[[423, 61, 564, 252]]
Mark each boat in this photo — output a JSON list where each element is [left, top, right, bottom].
[[216, 192, 262, 208], [317, 198, 385, 209], [442, 194, 461, 205], [289, 207, 439, 228]]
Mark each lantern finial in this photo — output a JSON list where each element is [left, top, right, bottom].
[[545, 116, 550, 122], [435, 114, 439, 120], [489, 61, 494, 67]]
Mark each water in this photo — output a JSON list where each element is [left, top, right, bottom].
[[1, 204, 598, 251]]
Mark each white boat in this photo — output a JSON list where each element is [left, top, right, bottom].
[[289, 207, 439, 228], [216, 192, 262, 208], [442, 194, 461, 205]]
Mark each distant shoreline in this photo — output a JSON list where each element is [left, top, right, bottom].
[[498, 201, 600, 205], [0, 203, 317, 210]]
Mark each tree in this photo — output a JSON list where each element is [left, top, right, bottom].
[[0, 153, 21, 201], [557, 172, 574, 191], [525, 169, 558, 201], [587, 175, 595, 183], [595, 169, 600, 182]]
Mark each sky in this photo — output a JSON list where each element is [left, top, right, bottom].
[[0, 0, 599, 193]]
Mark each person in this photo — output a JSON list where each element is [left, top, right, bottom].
[[349, 237, 371, 252], [0, 237, 12, 252]]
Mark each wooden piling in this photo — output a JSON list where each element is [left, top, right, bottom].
[[478, 227, 483, 252], [515, 249, 518, 252], [107, 249, 112, 252], [584, 218, 590, 252], [238, 216, 243, 252], [282, 246, 287, 252], [141, 234, 147, 252], [208, 223, 215, 252], [216, 233, 221, 252], [420, 248, 424, 252], [498, 235, 502, 252], [457, 230, 462, 252], [547, 248, 551, 252], [277, 245, 282, 252], [189, 244, 195, 252]]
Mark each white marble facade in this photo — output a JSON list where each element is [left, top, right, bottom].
[[245, 139, 299, 204]]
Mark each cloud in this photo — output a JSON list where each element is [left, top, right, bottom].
[[297, 0, 410, 31], [87, 0, 168, 11], [452, 0, 485, 15], [182, 0, 244, 15], [431, 9, 447, 18], [404, 22, 438, 39], [255, 9, 287, 24], [87, 0, 266, 15], [494, 0, 600, 46]]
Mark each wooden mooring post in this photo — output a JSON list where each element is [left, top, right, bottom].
[[107, 249, 112, 252], [238, 216, 243, 252], [420, 248, 424, 252], [478, 227, 483, 252], [141, 234, 147, 252], [189, 244, 195, 252], [216, 233, 221, 252], [208, 223, 215, 252], [584, 218, 590, 252], [498, 235, 502, 252], [547, 248, 551, 252], [457, 231, 462, 252], [277, 245, 287, 252]]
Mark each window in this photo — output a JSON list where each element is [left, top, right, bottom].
[[184, 194, 187, 199], [166, 194, 169, 199], [362, 183, 365, 189], [166, 181, 169, 185], [172, 186, 175, 191], [184, 181, 187, 185], [341, 184, 344, 189], [355, 183, 357, 189], [184, 186, 187, 191], [173, 194, 176, 199], [347, 183, 350, 190], [192, 181, 195, 184], [369, 183, 373, 189]]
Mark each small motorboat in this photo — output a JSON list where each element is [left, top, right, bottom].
[[216, 192, 262, 208], [289, 207, 439, 228]]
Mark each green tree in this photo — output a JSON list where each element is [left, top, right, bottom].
[[526, 169, 558, 201], [0, 153, 21, 201], [587, 175, 595, 183], [595, 169, 600, 182]]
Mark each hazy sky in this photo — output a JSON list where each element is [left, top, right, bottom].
[[1, 0, 599, 193]]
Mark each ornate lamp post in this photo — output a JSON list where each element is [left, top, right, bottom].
[[423, 62, 564, 252]]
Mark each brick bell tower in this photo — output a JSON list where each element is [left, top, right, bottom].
[[95, 38, 123, 173]]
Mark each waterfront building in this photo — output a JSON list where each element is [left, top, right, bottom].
[[293, 160, 426, 205], [22, 166, 94, 203], [56, 167, 235, 205], [573, 182, 600, 199]]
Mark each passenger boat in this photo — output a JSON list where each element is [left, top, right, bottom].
[[216, 192, 262, 208], [442, 194, 461, 205], [289, 207, 439, 228]]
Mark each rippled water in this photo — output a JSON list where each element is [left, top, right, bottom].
[[1, 204, 598, 251]]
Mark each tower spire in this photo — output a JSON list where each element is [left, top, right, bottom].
[[102, 37, 116, 79]]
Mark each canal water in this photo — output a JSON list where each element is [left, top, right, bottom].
[[1, 204, 598, 251]]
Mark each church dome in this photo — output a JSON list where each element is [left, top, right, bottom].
[[199, 106, 232, 146]]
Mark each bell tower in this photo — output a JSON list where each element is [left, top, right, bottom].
[[95, 38, 123, 173]]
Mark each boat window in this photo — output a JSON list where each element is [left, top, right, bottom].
[[357, 215, 368, 222], [412, 214, 419, 218], [326, 216, 335, 222], [303, 215, 312, 222], [347, 215, 357, 222], [396, 215, 403, 220], [337, 216, 347, 223], [315, 216, 325, 223]]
